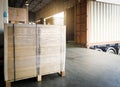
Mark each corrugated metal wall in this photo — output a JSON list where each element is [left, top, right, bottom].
[[89, 1, 120, 45]]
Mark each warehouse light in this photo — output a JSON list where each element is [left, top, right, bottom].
[[44, 12, 64, 25], [25, 1, 29, 6], [53, 12, 64, 18], [53, 12, 64, 25], [78, 0, 81, 3], [36, 19, 40, 23]]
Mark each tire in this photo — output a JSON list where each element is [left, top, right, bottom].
[[118, 48, 120, 55], [95, 48, 103, 52], [106, 47, 117, 54]]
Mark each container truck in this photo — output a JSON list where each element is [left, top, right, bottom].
[[88, 0, 120, 54], [75, 0, 120, 54]]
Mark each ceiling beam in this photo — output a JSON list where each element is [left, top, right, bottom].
[[21, 0, 27, 7], [8, 0, 11, 6], [9, 0, 15, 7], [31, 0, 43, 12], [13, 0, 17, 7], [28, 0, 34, 6]]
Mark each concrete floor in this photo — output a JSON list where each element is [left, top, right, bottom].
[[2, 47, 120, 87]]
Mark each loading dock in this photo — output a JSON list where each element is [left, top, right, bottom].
[[1, 0, 120, 87]]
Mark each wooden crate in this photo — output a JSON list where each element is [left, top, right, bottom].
[[4, 24, 66, 87], [9, 7, 28, 24]]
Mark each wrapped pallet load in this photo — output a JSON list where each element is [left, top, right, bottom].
[[4, 24, 66, 87]]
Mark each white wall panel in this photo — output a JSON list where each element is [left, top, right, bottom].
[[0, 0, 8, 31], [0, 0, 4, 31]]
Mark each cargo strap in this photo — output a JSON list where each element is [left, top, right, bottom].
[[36, 24, 40, 75], [12, 24, 16, 81]]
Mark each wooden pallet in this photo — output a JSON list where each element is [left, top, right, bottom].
[[6, 71, 65, 87]]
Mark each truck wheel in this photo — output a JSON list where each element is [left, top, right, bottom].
[[106, 47, 117, 54], [118, 48, 120, 55], [95, 48, 103, 52]]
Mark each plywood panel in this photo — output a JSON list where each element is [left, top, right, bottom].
[[9, 7, 15, 21], [16, 8, 27, 22], [4, 24, 36, 81], [38, 26, 66, 76]]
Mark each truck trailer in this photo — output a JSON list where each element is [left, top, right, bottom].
[[75, 0, 120, 54]]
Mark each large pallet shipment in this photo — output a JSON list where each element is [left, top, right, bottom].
[[4, 24, 66, 87]]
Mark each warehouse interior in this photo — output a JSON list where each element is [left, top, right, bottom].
[[1, 0, 120, 87]]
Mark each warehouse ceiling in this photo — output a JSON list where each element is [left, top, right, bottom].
[[9, 0, 52, 12]]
